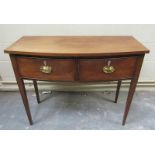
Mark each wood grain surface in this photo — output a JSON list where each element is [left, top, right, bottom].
[[16, 57, 76, 81], [79, 57, 137, 81], [5, 36, 149, 57]]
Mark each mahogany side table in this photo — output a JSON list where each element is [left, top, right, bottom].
[[4, 36, 149, 125]]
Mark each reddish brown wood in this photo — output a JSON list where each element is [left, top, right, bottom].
[[33, 80, 40, 104], [10, 54, 33, 125], [114, 80, 122, 103], [4, 36, 149, 57], [16, 57, 76, 81], [79, 57, 137, 81], [5, 36, 148, 125], [122, 55, 144, 125]]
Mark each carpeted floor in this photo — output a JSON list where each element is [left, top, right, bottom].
[[0, 91, 155, 130]]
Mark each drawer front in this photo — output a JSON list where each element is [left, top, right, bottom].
[[79, 57, 138, 81], [16, 57, 76, 81]]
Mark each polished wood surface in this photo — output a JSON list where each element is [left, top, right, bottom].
[[115, 80, 122, 103], [33, 80, 40, 104], [5, 36, 149, 57], [16, 56, 138, 82], [79, 57, 137, 81], [122, 55, 144, 125], [16, 57, 76, 81], [10, 55, 33, 125], [5, 36, 149, 125]]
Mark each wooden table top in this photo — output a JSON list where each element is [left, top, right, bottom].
[[5, 36, 149, 57]]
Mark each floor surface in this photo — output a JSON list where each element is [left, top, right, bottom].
[[0, 91, 155, 130]]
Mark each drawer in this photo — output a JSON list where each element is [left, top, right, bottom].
[[16, 57, 76, 81], [79, 57, 138, 81]]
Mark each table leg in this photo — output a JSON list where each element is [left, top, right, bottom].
[[122, 55, 144, 125], [122, 79, 138, 125], [33, 80, 40, 104], [10, 54, 33, 125], [17, 79, 33, 125], [114, 80, 122, 103]]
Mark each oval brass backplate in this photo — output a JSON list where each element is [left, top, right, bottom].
[[40, 65, 52, 74], [103, 66, 115, 74]]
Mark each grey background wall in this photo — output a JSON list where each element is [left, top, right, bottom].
[[0, 24, 155, 90]]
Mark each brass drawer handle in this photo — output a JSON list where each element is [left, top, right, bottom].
[[103, 60, 115, 74], [40, 60, 52, 74]]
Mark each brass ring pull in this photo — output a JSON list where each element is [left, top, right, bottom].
[[40, 60, 52, 74], [103, 60, 115, 74]]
